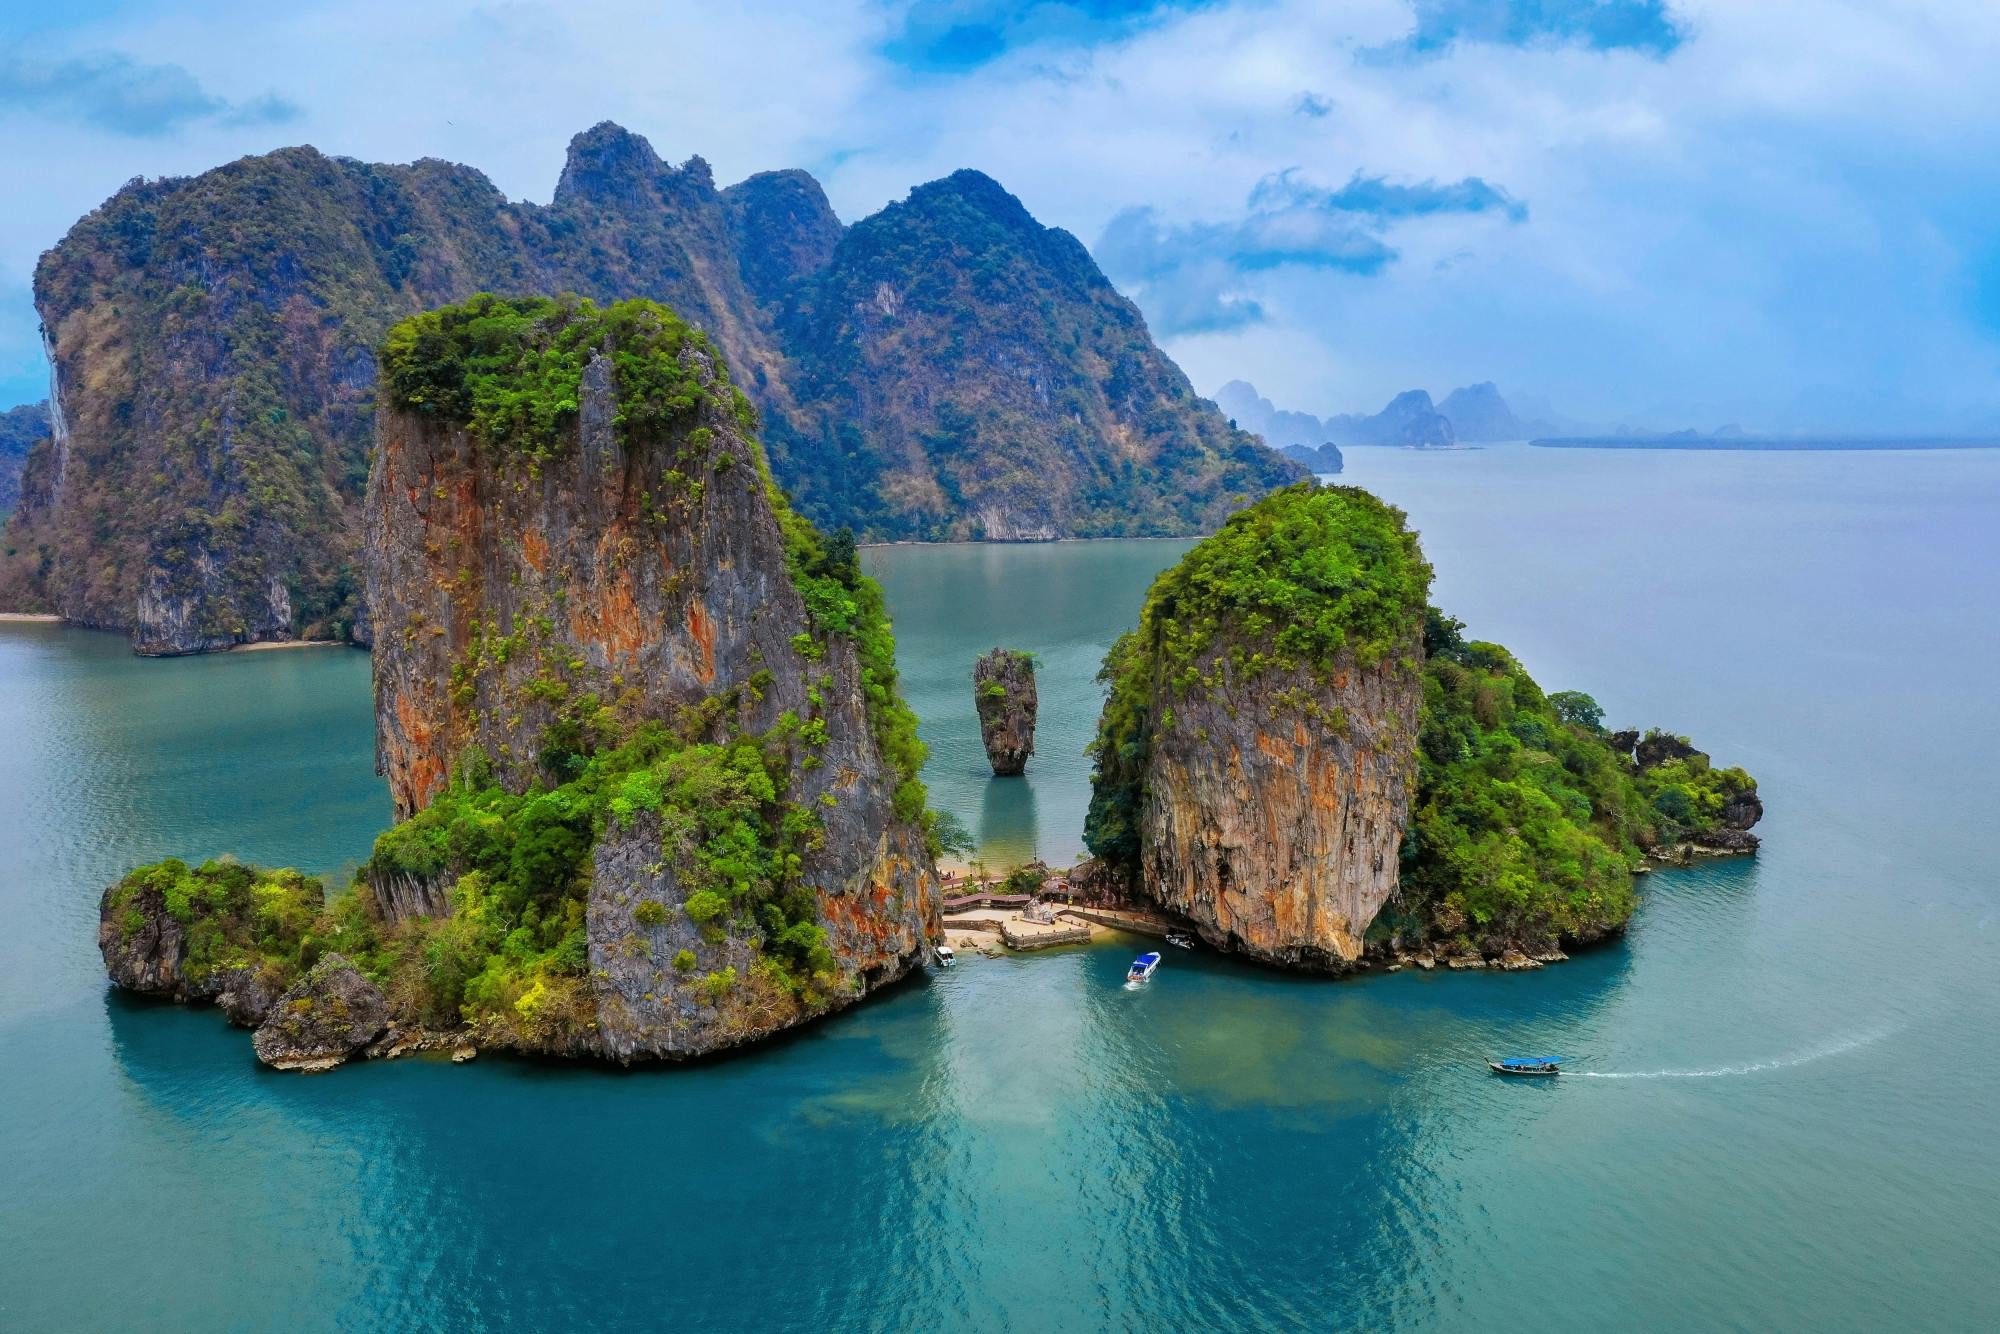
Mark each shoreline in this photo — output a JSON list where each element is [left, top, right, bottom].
[[0, 612, 63, 622], [860, 532, 1202, 551], [229, 639, 349, 653]]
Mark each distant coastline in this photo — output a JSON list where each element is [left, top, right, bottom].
[[1532, 436, 2000, 451]]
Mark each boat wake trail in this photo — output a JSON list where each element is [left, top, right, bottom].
[[1575, 1025, 1898, 1080]]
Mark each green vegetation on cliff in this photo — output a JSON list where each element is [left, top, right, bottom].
[[1084, 483, 1762, 956], [772, 169, 1303, 540], [104, 859, 328, 986], [111, 674, 901, 1049], [1395, 612, 1761, 951], [381, 293, 726, 453], [1084, 484, 1431, 868], [358, 708, 843, 1043]]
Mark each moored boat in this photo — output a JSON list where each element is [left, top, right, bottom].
[[1488, 1056, 1562, 1076], [1127, 951, 1161, 983], [935, 944, 956, 967], [1165, 931, 1195, 950]]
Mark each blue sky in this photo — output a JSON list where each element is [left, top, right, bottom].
[[1, 0, 1997, 431]]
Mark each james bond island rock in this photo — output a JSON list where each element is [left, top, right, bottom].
[[1084, 484, 1432, 968], [100, 295, 943, 1067], [973, 648, 1038, 775], [250, 954, 389, 1072], [2, 122, 1300, 652], [1084, 482, 1766, 971]]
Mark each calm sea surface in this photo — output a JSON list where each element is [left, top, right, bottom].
[[2, 445, 1996, 1331]]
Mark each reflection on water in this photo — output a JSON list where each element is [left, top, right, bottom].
[[976, 773, 1040, 869], [866, 539, 1193, 867]]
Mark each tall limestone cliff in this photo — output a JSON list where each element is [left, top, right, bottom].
[[4, 123, 1300, 652], [362, 294, 938, 1060], [1084, 484, 1431, 968], [94, 294, 942, 1066]]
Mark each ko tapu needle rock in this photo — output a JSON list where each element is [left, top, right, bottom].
[[1085, 483, 1762, 971], [101, 295, 942, 1067], [973, 648, 1038, 776]]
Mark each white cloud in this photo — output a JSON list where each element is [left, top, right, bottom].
[[2, 0, 1998, 428]]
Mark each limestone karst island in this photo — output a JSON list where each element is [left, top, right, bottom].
[[6, 7, 1989, 1329], [97, 296, 1759, 1070]]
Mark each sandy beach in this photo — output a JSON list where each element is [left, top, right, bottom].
[[229, 639, 350, 652]]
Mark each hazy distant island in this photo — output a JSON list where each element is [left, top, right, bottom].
[[1533, 431, 2000, 451], [1217, 378, 1583, 451], [0, 400, 47, 518]]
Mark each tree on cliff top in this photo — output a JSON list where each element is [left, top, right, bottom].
[[1084, 482, 1432, 870]]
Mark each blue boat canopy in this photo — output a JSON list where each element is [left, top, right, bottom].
[[1134, 953, 1161, 964], [1499, 1057, 1562, 1068]]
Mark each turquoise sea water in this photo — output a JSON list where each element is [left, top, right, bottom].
[[2, 446, 1997, 1330]]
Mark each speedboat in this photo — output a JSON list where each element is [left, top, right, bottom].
[[1487, 1056, 1562, 1076], [1165, 931, 1195, 950], [1126, 952, 1161, 983], [935, 944, 956, 968]]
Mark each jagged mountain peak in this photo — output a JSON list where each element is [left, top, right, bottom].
[[552, 121, 721, 208]]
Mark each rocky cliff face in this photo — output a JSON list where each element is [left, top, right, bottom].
[[4, 123, 1299, 651], [772, 171, 1302, 540], [1085, 484, 1431, 970], [365, 294, 938, 1060], [1139, 649, 1420, 966], [973, 648, 1037, 775]]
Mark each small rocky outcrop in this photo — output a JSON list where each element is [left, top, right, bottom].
[[98, 863, 291, 1026], [99, 877, 197, 1002], [1085, 484, 1430, 970], [251, 955, 390, 1072], [973, 648, 1037, 775]]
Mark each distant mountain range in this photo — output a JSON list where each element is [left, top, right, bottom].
[[0, 122, 1299, 652], [1216, 379, 1578, 450]]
